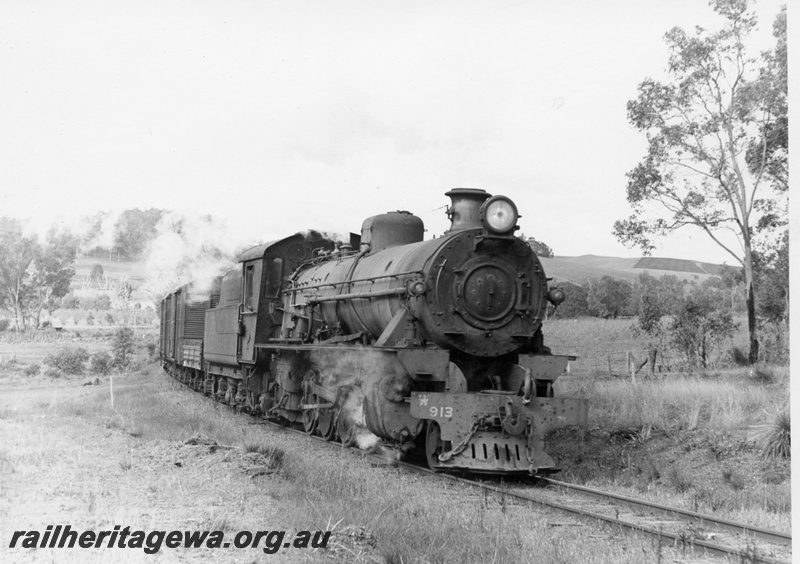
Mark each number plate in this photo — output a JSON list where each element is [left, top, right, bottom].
[[413, 393, 453, 420]]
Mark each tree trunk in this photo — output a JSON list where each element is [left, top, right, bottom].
[[743, 240, 759, 364], [746, 282, 759, 363]]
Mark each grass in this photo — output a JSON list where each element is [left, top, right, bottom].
[[1, 364, 670, 564], [2, 331, 791, 562], [545, 316, 771, 374], [556, 371, 786, 434], [550, 363, 790, 530]]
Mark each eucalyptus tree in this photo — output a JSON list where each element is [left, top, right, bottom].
[[614, 0, 787, 363]]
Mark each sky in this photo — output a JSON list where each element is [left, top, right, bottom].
[[0, 0, 791, 266]]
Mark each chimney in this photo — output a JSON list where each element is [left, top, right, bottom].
[[444, 188, 491, 233]]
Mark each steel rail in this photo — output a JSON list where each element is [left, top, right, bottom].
[[163, 370, 791, 564], [386, 462, 789, 564], [540, 477, 792, 546]]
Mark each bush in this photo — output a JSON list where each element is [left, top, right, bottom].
[[44, 367, 62, 379], [43, 347, 90, 375], [61, 293, 81, 309], [146, 341, 157, 361], [23, 363, 40, 376], [549, 281, 590, 318], [754, 408, 790, 459], [90, 263, 104, 282], [112, 327, 136, 370], [0, 319, 9, 331], [90, 351, 113, 374], [81, 294, 112, 311], [670, 300, 737, 368]]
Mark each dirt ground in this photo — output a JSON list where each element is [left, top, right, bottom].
[[0, 370, 393, 563]]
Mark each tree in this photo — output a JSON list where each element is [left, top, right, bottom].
[[0, 218, 39, 331], [670, 299, 737, 369], [0, 220, 79, 331], [526, 237, 554, 258], [112, 327, 136, 369], [90, 263, 104, 282], [549, 280, 589, 318], [27, 229, 79, 328], [755, 230, 788, 324], [754, 230, 788, 362], [587, 276, 633, 319], [614, 1, 787, 364], [112, 208, 165, 260]]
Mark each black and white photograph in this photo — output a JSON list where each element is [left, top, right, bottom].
[[0, 1, 791, 562]]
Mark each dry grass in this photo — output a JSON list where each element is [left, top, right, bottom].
[[1, 332, 790, 562], [545, 316, 761, 374], [1, 365, 673, 564], [556, 368, 788, 435]]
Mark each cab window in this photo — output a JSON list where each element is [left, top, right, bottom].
[[265, 258, 283, 298], [244, 265, 256, 309]]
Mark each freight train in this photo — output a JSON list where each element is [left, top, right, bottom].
[[159, 189, 588, 474]]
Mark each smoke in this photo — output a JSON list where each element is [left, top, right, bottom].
[[140, 211, 263, 302], [80, 210, 121, 252]]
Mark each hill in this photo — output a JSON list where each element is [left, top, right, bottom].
[[539, 254, 728, 284]]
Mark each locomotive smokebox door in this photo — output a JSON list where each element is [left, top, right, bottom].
[[238, 260, 262, 363]]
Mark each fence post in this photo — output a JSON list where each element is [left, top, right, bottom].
[[628, 351, 636, 383]]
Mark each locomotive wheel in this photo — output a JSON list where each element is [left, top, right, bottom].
[[302, 408, 318, 435], [317, 409, 336, 441], [425, 421, 445, 471], [302, 394, 319, 434], [336, 413, 357, 447]]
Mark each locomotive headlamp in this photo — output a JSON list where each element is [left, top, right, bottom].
[[481, 196, 518, 235]]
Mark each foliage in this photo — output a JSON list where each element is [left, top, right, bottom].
[[0, 218, 79, 331], [587, 276, 633, 319], [90, 351, 113, 374], [613, 1, 788, 364], [549, 281, 590, 318], [670, 300, 738, 368], [0, 218, 40, 331], [0, 319, 9, 332], [754, 408, 790, 459], [630, 272, 667, 336], [43, 346, 90, 375], [754, 230, 788, 326], [112, 327, 136, 369], [526, 237, 554, 258], [112, 208, 164, 260], [90, 263, 104, 281], [80, 294, 112, 311], [27, 228, 80, 328], [60, 293, 81, 309]]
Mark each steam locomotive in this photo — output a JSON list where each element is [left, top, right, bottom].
[[160, 189, 587, 474]]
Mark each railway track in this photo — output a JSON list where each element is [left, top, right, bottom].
[[168, 372, 793, 563], [383, 465, 791, 563]]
